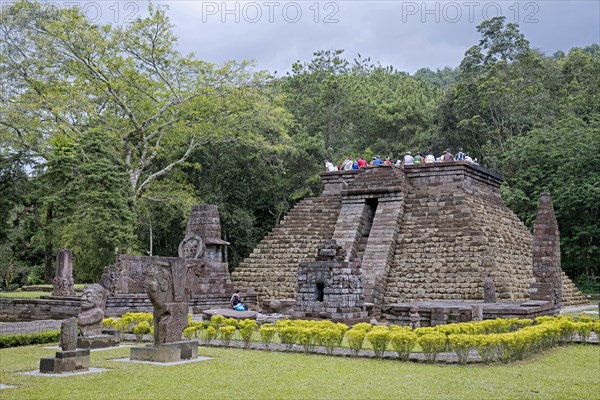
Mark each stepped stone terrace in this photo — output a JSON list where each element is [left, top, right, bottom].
[[231, 162, 587, 324]]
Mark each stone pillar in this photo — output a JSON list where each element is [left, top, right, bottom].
[[187, 205, 222, 239], [531, 193, 562, 311], [52, 249, 75, 296], [184, 205, 233, 298]]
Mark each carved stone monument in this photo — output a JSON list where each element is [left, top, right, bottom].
[[98, 205, 235, 315], [40, 317, 90, 373], [77, 284, 119, 348], [294, 240, 368, 324], [129, 234, 202, 362], [186, 205, 234, 299], [52, 249, 75, 297], [529, 193, 563, 313]]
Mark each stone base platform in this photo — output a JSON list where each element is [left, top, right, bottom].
[[40, 349, 90, 374], [383, 300, 554, 326], [130, 340, 198, 363], [292, 310, 370, 325], [202, 309, 257, 321], [77, 332, 120, 349]]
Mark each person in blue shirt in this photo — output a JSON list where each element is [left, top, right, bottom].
[[373, 155, 383, 166]]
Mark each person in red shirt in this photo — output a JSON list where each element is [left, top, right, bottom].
[[357, 157, 367, 169]]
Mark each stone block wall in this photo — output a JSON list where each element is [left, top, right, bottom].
[[464, 196, 533, 300], [384, 189, 533, 304], [194, 261, 234, 298], [231, 197, 342, 302]]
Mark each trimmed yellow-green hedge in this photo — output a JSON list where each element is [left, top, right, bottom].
[[101, 313, 598, 364]]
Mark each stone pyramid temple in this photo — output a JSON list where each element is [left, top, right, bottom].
[[232, 163, 587, 321]]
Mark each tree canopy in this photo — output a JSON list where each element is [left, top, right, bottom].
[[1, 6, 597, 290]]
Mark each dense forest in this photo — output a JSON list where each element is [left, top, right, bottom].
[[1, 1, 598, 291]]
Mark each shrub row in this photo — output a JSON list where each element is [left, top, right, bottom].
[[101, 313, 599, 364], [0, 330, 60, 348]]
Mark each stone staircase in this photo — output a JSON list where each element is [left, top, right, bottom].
[[231, 196, 342, 302], [561, 271, 589, 306]]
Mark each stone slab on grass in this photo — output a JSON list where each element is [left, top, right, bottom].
[[203, 309, 257, 320]]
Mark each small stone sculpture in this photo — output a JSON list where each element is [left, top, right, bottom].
[[409, 306, 421, 329], [78, 284, 108, 337], [484, 275, 497, 303], [471, 305, 483, 322], [60, 318, 77, 351]]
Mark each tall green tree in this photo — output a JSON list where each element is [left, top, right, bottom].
[[1, 1, 290, 280]]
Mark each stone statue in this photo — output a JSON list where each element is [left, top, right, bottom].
[[484, 275, 497, 303], [78, 284, 108, 337], [409, 306, 421, 329], [145, 256, 199, 345]]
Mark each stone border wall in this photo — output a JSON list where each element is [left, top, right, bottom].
[[0, 294, 256, 322]]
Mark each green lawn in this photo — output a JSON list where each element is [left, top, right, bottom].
[[0, 284, 85, 299], [1, 344, 598, 399], [0, 291, 50, 299]]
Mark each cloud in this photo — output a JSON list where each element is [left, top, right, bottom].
[[154, 1, 599, 74]]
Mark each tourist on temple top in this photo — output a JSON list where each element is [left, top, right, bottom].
[[324, 160, 337, 172], [442, 149, 454, 162], [465, 153, 473, 163], [373, 155, 383, 166], [384, 157, 392, 165], [414, 151, 423, 164], [455, 147, 466, 161], [230, 290, 248, 311], [425, 151, 436, 163], [352, 159, 359, 169], [341, 156, 354, 171], [403, 151, 414, 165], [357, 156, 367, 169]]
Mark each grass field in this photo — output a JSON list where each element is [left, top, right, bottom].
[[0, 343, 598, 399], [0, 284, 85, 299], [0, 291, 50, 299]]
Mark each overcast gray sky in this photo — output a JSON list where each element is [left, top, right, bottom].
[[91, 1, 600, 74]]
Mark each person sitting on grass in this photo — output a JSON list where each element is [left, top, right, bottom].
[[230, 290, 248, 311]]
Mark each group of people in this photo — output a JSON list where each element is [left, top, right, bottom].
[[324, 148, 478, 172], [401, 148, 478, 166]]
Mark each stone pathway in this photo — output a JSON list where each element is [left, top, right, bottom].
[[561, 304, 599, 315]]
